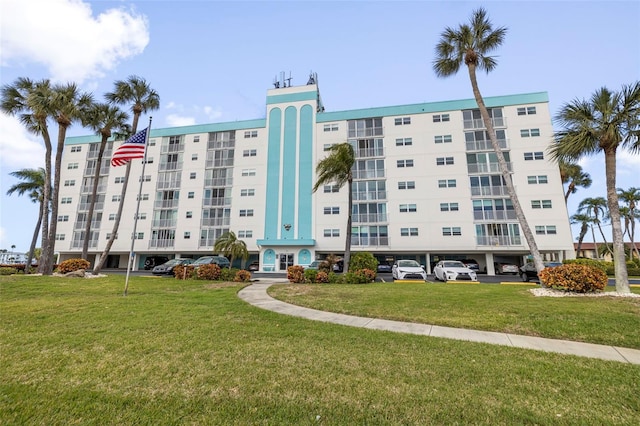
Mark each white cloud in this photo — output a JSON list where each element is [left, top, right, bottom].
[[203, 106, 223, 120], [0, 114, 46, 170], [618, 149, 640, 170], [166, 114, 196, 127], [1, 0, 149, 83]]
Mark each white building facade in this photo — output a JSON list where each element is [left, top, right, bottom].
[[56, 79, 575, 273]]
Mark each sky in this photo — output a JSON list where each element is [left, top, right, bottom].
[[1, 0, 639, 253]]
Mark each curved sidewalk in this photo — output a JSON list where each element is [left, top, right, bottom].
[[238, 282, 640, 365]]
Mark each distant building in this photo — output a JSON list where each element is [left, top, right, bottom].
[[574, 243, 639, 261], [55, 75, 574, 274]]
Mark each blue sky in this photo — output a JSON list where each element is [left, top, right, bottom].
[[1, 0, 639, 253]]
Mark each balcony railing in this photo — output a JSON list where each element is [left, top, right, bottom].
[[353, 190, 387, 201], [465, 138, 508, 152], [470, 186, 509, 197], [205, 159, 234, 168], [473, 210, 517, 221], [463, 117, 506, 130], [81, 184, 107, 194], [207, 140, 235, 150], [77, 202, 105, 211], [152, 218, 177, 228], [84, 165, 110, 176], [352, 213, 388, 223], [467, 162, 512, 174], [149, 238, 175, 248], [159, 161, 182, 172], [87, 149, 113, 160], [476, 235, 522, 246], [348, 127, 384, 138], [203, 198, 232, 207], [154, 199, 179, 209], [351, 236, 389, 246], [161, 143, 185, 153], [74, 220, 102, 230], [201, 217, 231, 227], [353, 169, 385, 180], [354, 147, 384, 158], [71, 238, 98, 248], [156, 177, 182, 190], [204, 177, 233, 187]]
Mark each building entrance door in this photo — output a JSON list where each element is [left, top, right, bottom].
[[279, 253, 293, 271]]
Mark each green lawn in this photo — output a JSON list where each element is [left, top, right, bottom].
[[269, 282, 640, 349], [1, 275, 639, 425]]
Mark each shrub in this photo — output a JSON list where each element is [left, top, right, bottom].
[[234, 270, 252, 282], [173, 265, 195, 280], [627, 268, 640, 277], [196, 264, 221, 280], [563, 258, 610, 273], [56, 258, 90, 274], [341, 269, 375, 284], [315, 271, 329, 283], [220, 267, 239, 282], [304, 268, 318, 283], [538, 264, 607, 293], [287, 265, 305, 283], [0, 267, 17, 275], [349, 252, 378, 273]]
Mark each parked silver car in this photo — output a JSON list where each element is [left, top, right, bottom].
[[392, 260, 427, 281], [433, 260, 478, 282]]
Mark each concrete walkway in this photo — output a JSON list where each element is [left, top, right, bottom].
[[238, 282, 640, 365]]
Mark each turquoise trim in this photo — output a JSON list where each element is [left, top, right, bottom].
[[281, 106, 297, 236], [256, 239, 316, 247], [264, 108, 282, 239], [298, 104, 313, 239], [267, 90, 317, 105], [298, 249, 312, 264], [65, 118, 267, 145], [316, 92, 549, 122]]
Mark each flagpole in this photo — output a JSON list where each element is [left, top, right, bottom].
[[124, 117, 152, 296]]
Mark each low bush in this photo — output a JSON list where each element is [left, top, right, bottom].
[[304, 268, 318, 283], [349, 252, 378, 274], [196, 264, 221, 280], [0, 267, 17, 275], [315, 271, 329, 283], [341, 269, 375, 284], [173, 265, 195, 280], [627, 268, 640, 277], [234, 270, 252, 282], [563, 258, 610, 273], [538, 264, 607, 293], [56, 258, 90, 274], [220, 267, 239, 282], [287, 265, 305, 283]]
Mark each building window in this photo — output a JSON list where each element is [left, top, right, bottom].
[[397, 159, 414, 168], [323, 143, 335, 151], [434, 135, 453, 144], [188, 192, 195, 199], [433, 114, 450, 122], [238, 230, 253, 238], [55, 234, 65, 241], [323, 228, 340, 237], [324, 206, 340, 215], [400, 227, 419, 236], [186, 211, 193, 218], [106, 233, 118, 240], [399, 204, 417, 213], [184, 232, 191, 239], [135, 232, 144, 240], [57, 215, 69, 222], [440, 202, 459, 212], [438, 179, 457, 188], [395, 137, 413, 146], [115, 177, 125, 184], [70, 146, 82, 152], [517, 106, 537, 115], [239, 209, 254, 217], [137, 213, 147, 220], [112, 195, 121, 202], [193, 136, 200, 143], [189, 172, 196, 179], [442, 227, 462, 236], [136, 193, 149, 201], [436, 157, 454, 165], [323, 185, 339, 193], [243, 149, 257, 157], [524, 152, 544, 161], [531, 200, 553, 209], [398, 181, 416, 190], [67, 162, 78, 170], [323, 124, 339, 132], [244, 130, 258, 138], [192, 154, 198, 161], [139, 175, 151, 182], [240, 189, 255, 197], [61, 197, 72, 204], [520, 128, 540, 137], [394, 117, 411, 125], [64, 180, 75, 187], [527, 175, 548, 184], [536, 225, 557, 235], [109, 214, 117, 220], [242, 169, 256, 176]]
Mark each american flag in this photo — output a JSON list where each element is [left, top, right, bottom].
[[110, 128, 148, 167]]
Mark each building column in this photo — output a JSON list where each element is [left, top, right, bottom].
[[484, 252, 495, 275]]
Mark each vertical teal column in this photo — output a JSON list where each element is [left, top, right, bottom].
[[264, 108, 282, 239], [298, 104, 313, 238], [281, 106, 297, 238]]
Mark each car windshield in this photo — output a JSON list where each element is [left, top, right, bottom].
[[444, 261, 466, 268], [163, 259, 183, 267], [193, 257, 212, 265], [544, 262, 563, 267], [398, 260, 420, 267]]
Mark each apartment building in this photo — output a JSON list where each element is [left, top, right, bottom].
[[56, 77, 575, 273]]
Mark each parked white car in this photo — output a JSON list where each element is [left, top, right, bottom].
[[392, 260, 427, 281], [433, 260, 478, 282]]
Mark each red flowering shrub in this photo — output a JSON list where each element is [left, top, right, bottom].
[[287, 265, 305, 283], [538, 264, 607, 293], [56, 258, 90, 274], [196, 264, 221, 280], [173, 265, 195, 280], [234, 270, 252, 282], [315, 271, 329, 283]]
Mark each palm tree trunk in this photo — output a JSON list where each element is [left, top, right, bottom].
[[45, 125, 67, 274], [25, 200, 43, 274], [604, 150, 630, 293], [575, 222, 588, 255], [82, 137, 107, 260], [564, 183, 575, 203], [39, 130, 53, 274], [343, 176, 353, 272], [590, 225, 599, 259], [631, 219, 640, 261], [467, 64, 545, 274]]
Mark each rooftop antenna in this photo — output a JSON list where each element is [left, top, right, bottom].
[[285, 71, 292, 87], [272, 75, 280, 88]]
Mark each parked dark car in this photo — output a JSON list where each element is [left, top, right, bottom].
[[377, 263, 392, 273], [248, 261, 260, 271], [144, 256, 169, 270], [460, 259, 480, 271], [520, 261, 563, 282], [152, 258, 194, 275], [192, 255, 231, 269]]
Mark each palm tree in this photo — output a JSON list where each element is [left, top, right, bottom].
[[578, 197, 610, 259], [2, 78, 56, 274], [558, 160, 592, 204], [570, 213, 593, 257], [43, 83, 93, 274], [80, 102, 130, 261], [552, 82, 640, 293], [433, 8, 545, 274], [617, 187, 640, 260], [94, 76, 160, 275], [213, 231, 249, 268], [312, 143, 355, 272], [6, 168, 48, 272]]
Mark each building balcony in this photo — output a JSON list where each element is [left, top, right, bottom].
[[473, 211, 517, 221], [161, 143, 185, 153], [204, 177, 233, 187], [77, 202, 105, 212], [158, 161, 182, 172], [149, 239, 175, 248], [470, 186, 509, 197], [467, 162, 512, 174], [352, 213, 388, 223], [353, 169, 385, 180], [205, 159, 234, 168], [353, 190, 386, 201], [156, 178, 182, 190], [154, 199, 179, 209], [351, 236, 389, 246], [152, 218, 177, 228], [465, 138, 508, 152], [74, 220, 102, 230], [203, 198, 232, 207], [201, 217, 231, 227], [81, 184, 107, 194], [354, 147, 384, 158], [463, 117, 506, 130], [476, 235, 522, 246]]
